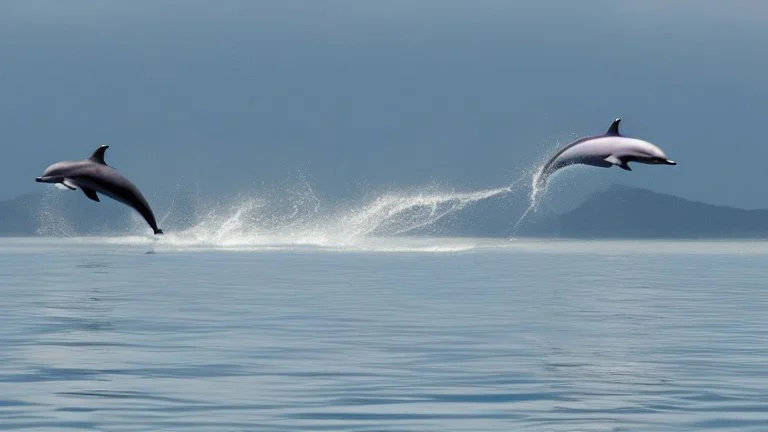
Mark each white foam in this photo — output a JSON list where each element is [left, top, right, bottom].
[[82, 181, 528, 253]]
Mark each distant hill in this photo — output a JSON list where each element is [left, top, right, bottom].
[[0, 187, 200, 237], [429, 184, 768, 239], [0, 191, 135, 236], [2, 185, 768, 238], [528, 185, 768, 238], [0, 193, 36, 236]]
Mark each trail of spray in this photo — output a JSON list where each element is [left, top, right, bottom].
[[98, 175, 529, 249], [509, 135, 574, 234], [34, 171, 534, 250], [180, 184, 520, 247], [511, 204, 535, 234], [334, 183, 519, 240], [511, 168, 546, 233]]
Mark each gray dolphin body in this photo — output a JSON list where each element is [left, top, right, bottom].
[[535, 118, 676, 188], [36, 145, 163, 235]]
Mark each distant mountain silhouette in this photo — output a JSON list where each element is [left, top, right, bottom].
[[429, 184, 768, 238], [2, 185, 768, 238], [531, 184, 768, 238], [0, 193, 36, 235], [0, 191, 135, 236]]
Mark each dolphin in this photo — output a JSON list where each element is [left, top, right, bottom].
[[35, 145, 164, 235], [535, 118, 676, 188]]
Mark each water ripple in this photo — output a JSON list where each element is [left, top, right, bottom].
[[0, 238, 766, 431]]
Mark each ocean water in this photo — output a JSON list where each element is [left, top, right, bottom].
[[0, 237, 766, 431]]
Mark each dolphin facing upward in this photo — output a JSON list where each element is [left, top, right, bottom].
[[535, 118, 676, 188], [36, 145, 163, 235]]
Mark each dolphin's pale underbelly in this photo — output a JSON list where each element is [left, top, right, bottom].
[[547, 147, 613, 172], [538, 138, 621, 184], [556, 141, 617, 165], [554, 153, 612, 169]]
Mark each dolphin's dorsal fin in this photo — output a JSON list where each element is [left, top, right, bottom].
[[89, 145, 109, 165], [606, 118, 621, 136]]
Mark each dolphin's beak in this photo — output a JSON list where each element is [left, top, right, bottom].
[[665, 159, 677, 165], [35, 177, 44, 182]]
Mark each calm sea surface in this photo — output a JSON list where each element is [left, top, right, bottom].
[[0, 237, 766, 431]]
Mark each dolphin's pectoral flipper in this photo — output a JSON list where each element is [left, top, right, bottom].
[[62, 178, 78, 190], [89, 145, 109, 165], [605, 155, 632, 171], [81, 187, 100, 202]]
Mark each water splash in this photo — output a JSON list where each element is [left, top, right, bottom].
[[338, 185, 517, 237], [510, 134, 579, 234], [86, 175, 528, 252], [510, 162, 549, 234], [166, 184, 519, 248], [36, 189, 76, 237]]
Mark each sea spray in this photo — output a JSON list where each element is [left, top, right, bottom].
[[36, 188, 76, 237], [332, 185, 517, 240], [142, 178, 527, 249], [37, 173, 531, 249], [510, 135, 579, 234], [510, 162, 549, 234], [156, 181, 204, 231]]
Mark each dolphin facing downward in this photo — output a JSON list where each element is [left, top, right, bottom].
[[535, 118, 676, 188], [36, 145, 163, 235]]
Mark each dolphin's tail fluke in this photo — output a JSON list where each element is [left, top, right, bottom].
[[154, 228, 164, 235]]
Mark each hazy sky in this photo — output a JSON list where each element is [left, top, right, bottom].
[[2, 1, 767, 208]]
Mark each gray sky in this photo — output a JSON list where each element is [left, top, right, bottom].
[[2, 0, 767, 208]]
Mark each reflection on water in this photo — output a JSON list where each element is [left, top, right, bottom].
[[0, 238, 766, 431]]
